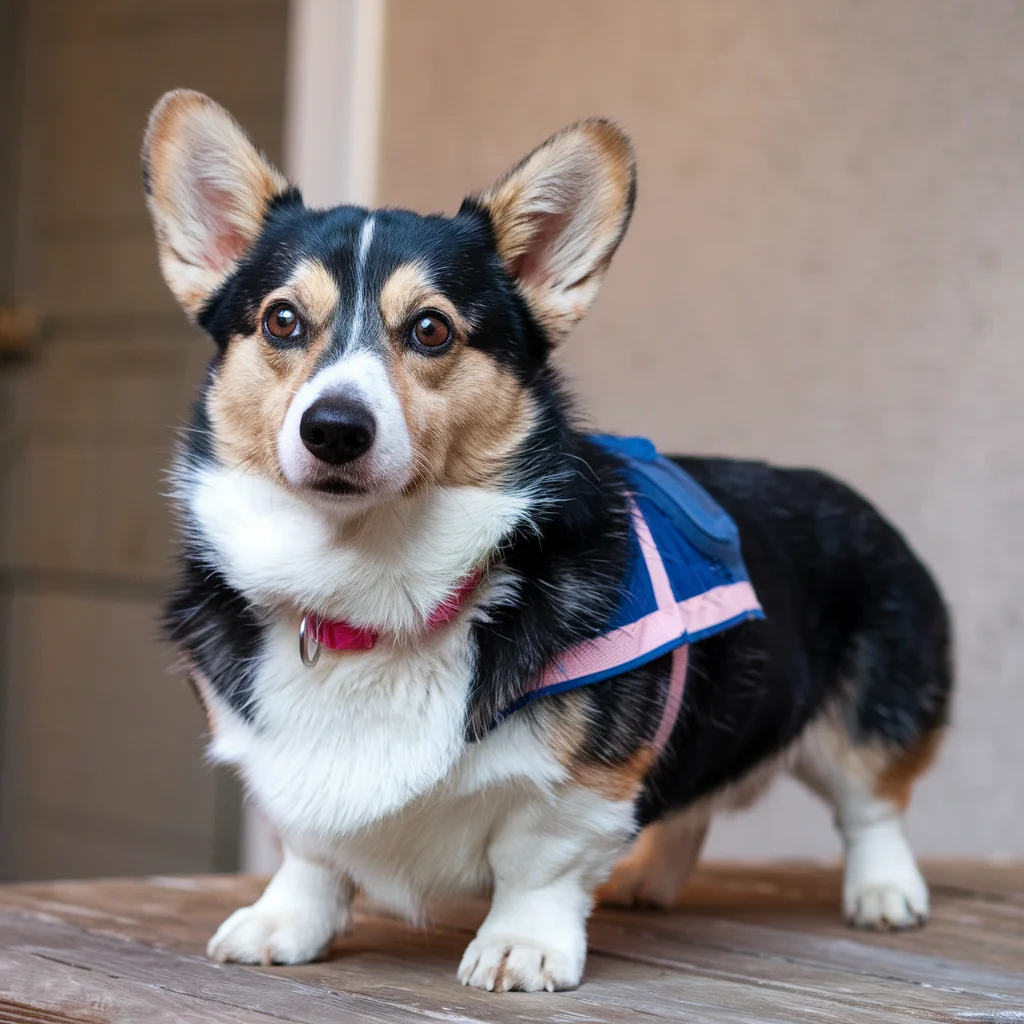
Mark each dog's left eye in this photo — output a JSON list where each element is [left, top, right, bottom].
[[410, 312, 452, 352], [264, 302, 304, 342]]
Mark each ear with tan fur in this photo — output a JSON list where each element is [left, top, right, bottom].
[[141, 89, 292, 318], [469, 119, 636, 342]]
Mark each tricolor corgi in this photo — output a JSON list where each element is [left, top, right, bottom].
[[143, 90, 951, 993]]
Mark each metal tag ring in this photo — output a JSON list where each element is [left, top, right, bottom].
[[299, 613, 321, 667]]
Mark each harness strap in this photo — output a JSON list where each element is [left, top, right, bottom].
[[653, 645, 688, 753]]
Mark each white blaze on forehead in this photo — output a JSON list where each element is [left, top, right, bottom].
[[347, 215, 376, 352], [277, 348, 412, 490], [276, 213, 414, 494]]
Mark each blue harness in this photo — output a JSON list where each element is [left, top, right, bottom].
[[496, 435, 764, 731]]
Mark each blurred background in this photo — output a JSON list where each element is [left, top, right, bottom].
[[0, 0, 1021, 882]]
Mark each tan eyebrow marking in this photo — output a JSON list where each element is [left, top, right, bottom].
[[379, 261, 471, 338], [380, 262, 431, 327], [286, 258, 340, 328]]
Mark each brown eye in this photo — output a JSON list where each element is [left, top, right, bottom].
[[264, 302, 303, 341], [411, 312, 452, 350]]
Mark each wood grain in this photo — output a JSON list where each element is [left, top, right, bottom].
[[0, 865, 1021, 1023]]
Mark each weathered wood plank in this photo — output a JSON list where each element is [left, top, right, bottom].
[[1, 866, 1021, 1024], [270, 915, 942, 1024], [0, 886, 936, 1024], [425, 898, 1024, 1020], [674, 863, 1024, 973], [0, 948, 287, 1024], [0, 874, 258, 954], [0, 901, 993, 1024], [587, 908, 1024, 995], [0, 913, 646, 1024], [0, 918, 943, 1024], [584, 916, 1021, 1019]]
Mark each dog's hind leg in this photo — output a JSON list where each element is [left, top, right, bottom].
[[791, 713, 942, 929], [597, 806, 710, 908], [791, 509, 951, 930]]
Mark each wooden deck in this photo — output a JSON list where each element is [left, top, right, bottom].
[[0, 863, 1021, 1023]]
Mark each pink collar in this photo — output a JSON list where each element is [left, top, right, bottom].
[[298, 571, 483, 666]]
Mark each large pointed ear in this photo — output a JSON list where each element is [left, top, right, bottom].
[[468, 119, 636, 343], [141, 89, 292, 318]]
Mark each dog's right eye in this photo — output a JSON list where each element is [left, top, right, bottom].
[[264, 302, 304, 342]]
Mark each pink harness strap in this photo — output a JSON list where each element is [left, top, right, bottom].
[[518, 501, 693, 753], [534, 499, 759, 696], [653, 645, 688, 753], [635, 504, 689, 753]]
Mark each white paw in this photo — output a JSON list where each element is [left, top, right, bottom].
[[845, 881, 929, 930], [458, 935, 583, 992], [842, 816, 929, 930], [207, 903, 336, 965], [844, 853, 929, 931]]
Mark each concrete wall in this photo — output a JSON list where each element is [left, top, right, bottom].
[[379, 0, 1024, 857]]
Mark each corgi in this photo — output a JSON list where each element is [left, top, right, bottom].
[[142, 89, 952, 993]]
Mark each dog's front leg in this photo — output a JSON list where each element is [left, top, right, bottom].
[[208, 844, 353, 965], [458, 786, 634, 992]]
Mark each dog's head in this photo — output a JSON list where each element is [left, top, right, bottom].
[[143, 90, 635, 508]]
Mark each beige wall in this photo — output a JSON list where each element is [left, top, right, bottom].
[[0, 0, 288, 879], [380, 0, 1024, 857]]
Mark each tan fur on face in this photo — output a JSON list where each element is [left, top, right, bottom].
[[142, 89, 290, 317], [379, 263, 533, 489], [205, 260, 338, 477], [394, 348, 534, 489], [288, 259, 341, 332], [379, 262, 474, 338]]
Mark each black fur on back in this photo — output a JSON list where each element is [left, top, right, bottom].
[[642, 458, 951, 821]]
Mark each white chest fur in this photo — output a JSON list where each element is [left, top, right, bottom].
[[206, 618, 571, 914], [185, 465, 580, 909], [213, 613, 565, 828]]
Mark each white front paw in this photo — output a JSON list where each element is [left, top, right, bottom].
[[458, 935, 583, 992], [207, 903, 337, 965], [844, 852, 929, 930]]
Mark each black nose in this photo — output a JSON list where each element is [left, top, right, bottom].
[[299, 395, 376, 464]]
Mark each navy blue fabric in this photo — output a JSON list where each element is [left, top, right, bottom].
[[590, 434, 761, 637], [491, 436, 763, 727]]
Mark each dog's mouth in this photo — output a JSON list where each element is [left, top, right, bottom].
[[309, 477, 367, 497], [293, 462, 411, 506]]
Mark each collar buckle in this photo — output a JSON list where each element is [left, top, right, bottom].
[[298, 612, 321, 667]]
